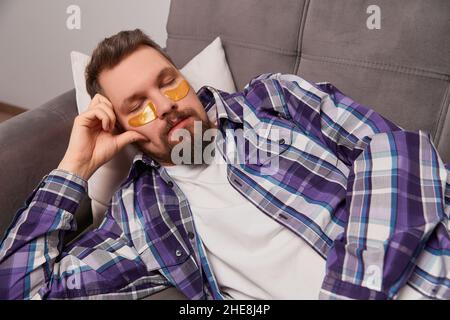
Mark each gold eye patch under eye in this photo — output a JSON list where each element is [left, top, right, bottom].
[[163, 79, 190, 101], [127, 80, 190, 128], [128, 101, 157, 127]]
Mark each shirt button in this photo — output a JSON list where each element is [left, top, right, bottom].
[[175, 249, 183, 257], [279, 138, 286, 145], [167, 181, 174, 188], [188, 232, 195, 240], [39, 182, 46, 188]]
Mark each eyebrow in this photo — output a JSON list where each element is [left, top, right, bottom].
[[119, 66, 178, 112]]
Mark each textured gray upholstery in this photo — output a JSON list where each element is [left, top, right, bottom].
[[0, 0, 448, 299]]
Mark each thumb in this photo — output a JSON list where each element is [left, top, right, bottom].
[[115, 131, 149, 150]]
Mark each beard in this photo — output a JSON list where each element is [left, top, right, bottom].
[[139, 107, 215, 166]]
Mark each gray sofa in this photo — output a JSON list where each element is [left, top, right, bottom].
[[0, 0, 449, 299]]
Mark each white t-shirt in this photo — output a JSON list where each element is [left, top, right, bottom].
[[164, 149, 427, 300]]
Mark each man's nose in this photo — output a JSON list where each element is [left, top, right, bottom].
[[155, 96, 177, 119]]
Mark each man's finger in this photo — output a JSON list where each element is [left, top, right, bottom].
[[89, 94, 113, 110], [79, 108, 111, 131], [115, 131, 149, 150], [97, 95, 113, 109], [96, 103, 116, 130]]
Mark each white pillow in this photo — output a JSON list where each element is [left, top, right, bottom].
[[179, 37, 236, 94], [70, 36, 236, 226]]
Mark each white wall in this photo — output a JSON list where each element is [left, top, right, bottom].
[[0, 0, 171, 109]]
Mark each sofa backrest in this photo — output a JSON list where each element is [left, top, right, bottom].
[[165, 0, 450, 162]]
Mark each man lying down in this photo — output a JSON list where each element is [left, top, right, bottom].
[[0, 29, 449, 300]]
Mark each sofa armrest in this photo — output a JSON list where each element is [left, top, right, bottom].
[[0, 89, 92, 239]]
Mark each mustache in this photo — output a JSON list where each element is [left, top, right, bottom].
[[162, 108, 196, 136]]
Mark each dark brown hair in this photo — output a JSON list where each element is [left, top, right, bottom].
[[85, 28, 175, 98]]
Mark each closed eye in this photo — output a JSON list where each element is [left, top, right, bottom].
[[129, 101, 144, 114], [128, 77, 177, 113], [162, 78, 176, 87]]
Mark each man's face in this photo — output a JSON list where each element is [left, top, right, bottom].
[[98, 45, 211, 165]]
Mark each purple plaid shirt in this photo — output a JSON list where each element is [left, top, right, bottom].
[[1, 73, 449, 300]]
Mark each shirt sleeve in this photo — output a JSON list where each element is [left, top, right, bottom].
[[268, 73, 448, 299], [0, 169, 170, 299]]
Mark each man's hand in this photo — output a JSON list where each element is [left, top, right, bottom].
[[57, 93, 148, 180]]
